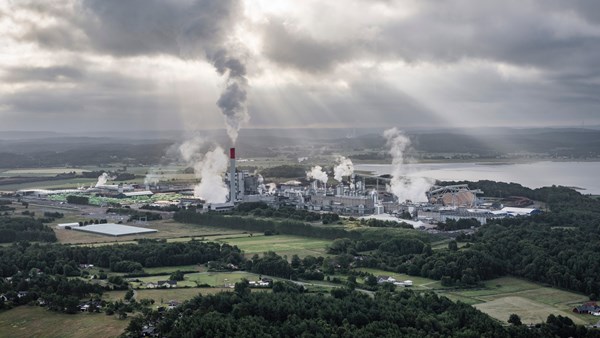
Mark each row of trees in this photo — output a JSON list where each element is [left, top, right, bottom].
[[0, 240, 244, 278], [174, 211, 360, 240], [234, 203, 340, 224]]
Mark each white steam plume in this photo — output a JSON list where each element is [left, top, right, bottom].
[[95, 173, 114, 187], [333, 156, 354, 182], [306, 165, 328, 184], [266, 183, 277, 195], [144, 169, 161, 186], [383, 128, 432, 202], [178, 138, 229, 203]]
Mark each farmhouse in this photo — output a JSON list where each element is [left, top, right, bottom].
[[157, 280, 177, 288], [377, 276, 396, 284], [573, 302, 600, 314]]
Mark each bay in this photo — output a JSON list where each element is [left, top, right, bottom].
[[355, 161, 600, 195]]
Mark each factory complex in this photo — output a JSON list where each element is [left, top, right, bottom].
[[12, 147, 540, 230]]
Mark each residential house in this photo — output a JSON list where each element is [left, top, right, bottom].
[[573, 302, 600, 314], [158, 280, 177, 288]]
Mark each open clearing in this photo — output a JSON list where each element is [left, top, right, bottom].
[[213, 234, 331, 257], [0, 306, 129, 338], [131, 271, 266, 289], [474, 296, 584, 326], [134, 288, 232, 304], [436, 277, 591, 325]]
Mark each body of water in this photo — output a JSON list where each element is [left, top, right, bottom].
[[355, 161, 600, 195]]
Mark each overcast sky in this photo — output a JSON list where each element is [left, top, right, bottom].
[[1, 0, 599, 133]]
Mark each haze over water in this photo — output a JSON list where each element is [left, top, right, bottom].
[[356, 161, 600, 195]]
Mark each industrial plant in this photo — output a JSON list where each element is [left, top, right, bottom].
[[12, 146, 540, 230]]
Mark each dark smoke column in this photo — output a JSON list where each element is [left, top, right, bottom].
[[210, 50, 249, 144], [229, 147, 236, 203]]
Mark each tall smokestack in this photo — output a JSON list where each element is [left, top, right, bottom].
[[229, 147, 236, 203]]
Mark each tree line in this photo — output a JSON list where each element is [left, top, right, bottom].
[[174, 211, 360, 240]]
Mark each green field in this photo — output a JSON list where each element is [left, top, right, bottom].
[[435, 277, 591, 325], [132, 271, 266, 289], [213, 234, 331, 257], [0, 306, 129, 338]]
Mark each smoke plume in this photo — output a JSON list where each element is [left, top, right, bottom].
[[209, 49, 249, 144], [383, 128, 432, 202], [306, 165, 328, 184], [95, 172, 114, 187], [178, 138, 229, 203], [333, 156, 354, 182]]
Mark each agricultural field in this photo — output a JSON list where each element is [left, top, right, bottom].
[[435, 277, 592, 325], [1, 168, 87, 176], [212, 234, 331, 258], [0, 306, 129, 338]]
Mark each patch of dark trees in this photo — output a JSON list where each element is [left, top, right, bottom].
[[234, 202, 340, 224], [259, 165, 307, 178], [124, 284, 598, 338], [0, 217, 56, 243], [0, 240, 244, 279], [66, 195, 89, 205], [174, 211, 358, 240]]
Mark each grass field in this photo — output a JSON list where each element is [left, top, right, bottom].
[[0, 306, 129, 338], [213, 234, 331, 257], [132, 271, 266, 289], [435, 277, 591, 325]]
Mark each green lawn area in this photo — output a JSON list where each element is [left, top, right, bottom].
[[214, 234, 331, 258], [131, 271, 267, 289], [435, 277, 592, 325], [134, 288, 231, 305], [0, 306, 129, 338]]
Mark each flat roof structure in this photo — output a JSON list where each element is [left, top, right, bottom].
[[70, 223, 158, 237]]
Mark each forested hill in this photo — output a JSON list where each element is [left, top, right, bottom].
[[125, 284, 598, 338]]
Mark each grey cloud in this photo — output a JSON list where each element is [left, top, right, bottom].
[[81, 0, 242, 58], [261, 20, 358, 73], [2, 66, 83, 83]]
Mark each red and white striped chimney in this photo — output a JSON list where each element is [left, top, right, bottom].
[[229, 148, 236, 203]]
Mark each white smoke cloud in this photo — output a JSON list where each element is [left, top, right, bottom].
[[178, 139, 229, 203], [383, 127, 432, 203], [266, 183, 277, 195], [333, 156, 354, 182], [193, 147, 229, 203], [143, 172, 161, 186], [95, 172, 114, 187], [306, 165, 328, 184], [298, 157, 308, 163]]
